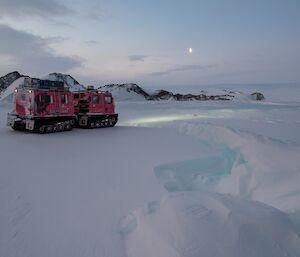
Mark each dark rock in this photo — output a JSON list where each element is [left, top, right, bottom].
[[251, 92, 265, 101], [0, 71, 23, 92], [100, 83, 150, 99], [101, 84, 237, 101], [48, 72, 80, 85], [46, 73, 85, 90], [152, 90, 173, 100], [149, 90, 234, 101]]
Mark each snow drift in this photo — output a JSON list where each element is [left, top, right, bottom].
[[120, 192, 300, 257], [0, 77, 25, 102]]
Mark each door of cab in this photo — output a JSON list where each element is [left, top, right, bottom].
[[35, 92, 54, 115], [103, 95, 114, 113], [90, 93, 102, 113], [59, 92, 72, 115]]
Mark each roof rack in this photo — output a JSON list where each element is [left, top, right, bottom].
[[23, 77, 66, 90]]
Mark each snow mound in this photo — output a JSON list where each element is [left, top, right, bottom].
[[0, 77, 25, 102], [176, 123, 300, 212], [154, 147, 237, 192], [121, 192, 300, 257]]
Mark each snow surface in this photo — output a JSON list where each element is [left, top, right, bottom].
[[1, 83, 300, 257], [0, 77, 25, 102], [121, 192, 300, 257]]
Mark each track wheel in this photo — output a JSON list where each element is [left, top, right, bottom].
[[90, 122, 95, 129], [38, 125, 46, 134], [56, 123, 64, 132], [45, 125, 54, 133], [64, 123, 72, 131]]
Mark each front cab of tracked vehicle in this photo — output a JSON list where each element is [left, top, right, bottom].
[[73, 87, 118, 128]]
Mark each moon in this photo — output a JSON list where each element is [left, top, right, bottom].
[[188, 47, 193, 54]]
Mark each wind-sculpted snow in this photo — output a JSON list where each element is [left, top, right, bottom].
[[119, 92, 300, 257], [154, 147, 237, 192], [121, 192, 300, 257], [175, 123, 300, 212]]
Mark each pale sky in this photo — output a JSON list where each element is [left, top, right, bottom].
[[0, 0, 299, 87]]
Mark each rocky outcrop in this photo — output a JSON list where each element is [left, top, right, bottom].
[[250, 92, 265, 101], [101, 84, 235, 101], [44, 73, 85, 91], [1, 71, 264, 102], [149, 90, 234, 101], [0, 71, 24, 92], [100, 83, 150, 99], [149, 90, 172, 100], [47, 73, 79, 86]]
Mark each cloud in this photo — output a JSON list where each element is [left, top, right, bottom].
[[150, 64, 216, 76], [128, 55, 148, 62], [83, 9, 103, 20], [85, 40, 101, 45], [0, 24, 83, 74], [0, 0, 73, 18]]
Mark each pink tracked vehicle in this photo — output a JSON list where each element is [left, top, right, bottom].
[[7, 78, 118, 133]]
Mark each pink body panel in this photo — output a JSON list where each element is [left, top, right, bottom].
[[14, 89, 74, 118], [73, 91, 115, 114], [14, 88, 34, 116]]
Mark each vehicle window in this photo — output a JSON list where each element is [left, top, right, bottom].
[[61, 95, 68, 104], [45, 95, 52, 104], [92, 95, 100, 104], [105, 96, 112, 104]]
